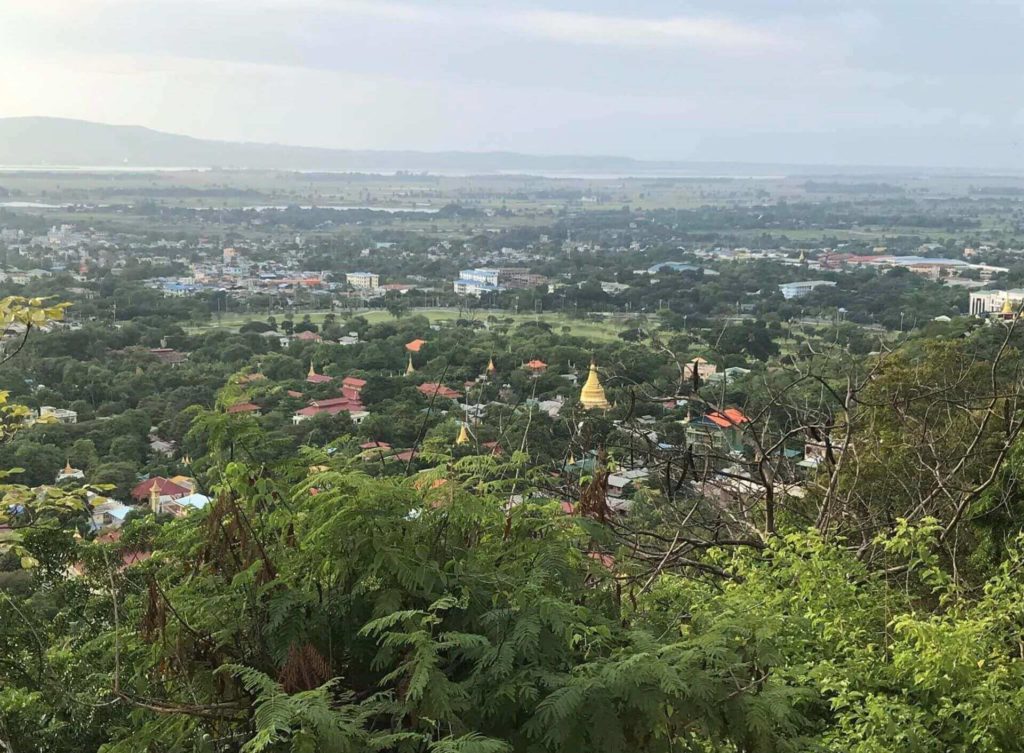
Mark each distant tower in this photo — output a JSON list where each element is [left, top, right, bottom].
[[405, 353, 416, 376], [149, 483, 161, 515], [579, 360, 610, 411]]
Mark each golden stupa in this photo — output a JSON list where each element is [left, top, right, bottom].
[[1002, 297, 1015, 316], [486, 356, 497, 375], [455, 423, 470, 445], [579, 360, 610, 410], [405, 353, 416, 376], [308, 363, 318, 378]]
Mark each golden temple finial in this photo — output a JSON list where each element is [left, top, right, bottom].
[[455, 423, 470, 446], [579, 359, 610, 410], [487, 356, 496, 375], [405, 353, 416, 376], [308, 362, 317, 378], [1002, 297, 1015, 316]]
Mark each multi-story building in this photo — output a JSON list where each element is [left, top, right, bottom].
[[969, 289, 1024, 316], [346, 272, 380, 289], [452, 268, 547, 297], [39, 406, 78, 424], [778, 280, 837, 300]]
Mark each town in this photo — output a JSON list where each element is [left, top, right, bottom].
[[5, 161, 1024, 750]]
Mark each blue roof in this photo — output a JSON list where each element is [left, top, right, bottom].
[[178, 493, 211, 510], [107, 505, 132, 520]]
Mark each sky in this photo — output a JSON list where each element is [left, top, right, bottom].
[[2, 0, 1023, 167]]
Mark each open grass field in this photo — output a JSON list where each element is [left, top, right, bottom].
[[191, 307, 649, 343]]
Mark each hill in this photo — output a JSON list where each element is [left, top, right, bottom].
[[1, 117, 988, 178], [0, 116, 659, 174]]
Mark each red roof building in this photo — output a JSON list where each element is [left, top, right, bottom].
[[417, 382, 463, 400], [342, 376, 367, 390], [306, 364, 333, 384], [405, 339, 427, 352], [226, 402, 261, 415], [525, 359, 548, 372], [706, 408, 750, 428], [131, 476, 191, 502], [294, 394, 367, 421], [294, 330, 323, 342]]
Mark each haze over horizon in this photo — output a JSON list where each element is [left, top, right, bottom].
[[3, 1, 1023, 169]]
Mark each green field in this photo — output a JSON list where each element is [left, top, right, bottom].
[[192, 307, 649, 343]]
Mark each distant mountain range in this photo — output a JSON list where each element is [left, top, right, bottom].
[[0, 117, 666, 175], [0, 117, 1014, 178]]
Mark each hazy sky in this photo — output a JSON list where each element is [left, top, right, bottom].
[[3, 0, 1023, 166]]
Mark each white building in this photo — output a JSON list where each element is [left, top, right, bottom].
[[454, 279, 501, 297], [40, 406, 78, 424], [458, 268, 502, 287], [346, 272, 380, 289], [453, 268, 504, 297], [969, 289, 1024, 316], [90, 499, 132, 530], [778, 280, 837, 300]]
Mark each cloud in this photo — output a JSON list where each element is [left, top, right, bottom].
[[17, 0, 783, 54], [503, 9, 782, 51]]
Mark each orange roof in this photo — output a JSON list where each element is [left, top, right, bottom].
[[417, 383, 462, 400], [706, 408, 750, 428], [525, 359, 547, 370], [406, 339, 427, 352], [226, 402, 260, 414]]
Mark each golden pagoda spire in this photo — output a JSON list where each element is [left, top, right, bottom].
[[798, 249, 806, 263], [579, 360, 610, 410], [455, 423, 470, 446], [487, 356, 496, 375], [308, 362, 317, 378], [149, 483, 161, 514], [63, 459, 73, 475], [405, 353, 416, 376], [1002, 297, 1015, 316]]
